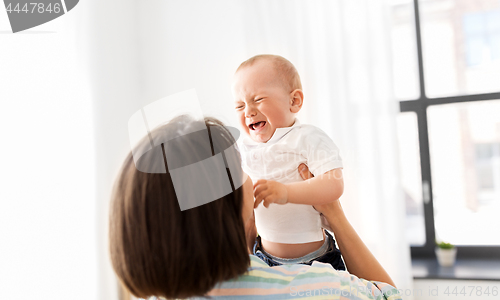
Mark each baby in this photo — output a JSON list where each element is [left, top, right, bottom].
[[232, 54, 345, 269]]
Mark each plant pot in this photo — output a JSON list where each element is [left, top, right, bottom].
[[435, 247, 457, 267]]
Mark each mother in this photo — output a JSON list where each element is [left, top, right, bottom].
[[109, 116, 400, 299]]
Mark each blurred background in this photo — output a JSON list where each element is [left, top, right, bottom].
[[1, 0, 499, 299]]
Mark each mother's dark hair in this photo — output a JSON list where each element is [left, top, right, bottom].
[[109, 116, 249, 299]]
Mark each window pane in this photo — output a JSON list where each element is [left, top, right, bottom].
[[420, 0, 500, 98], [397, 112, 426, 246], [428, 100, 500, 245], [388, 0, 420, 100]]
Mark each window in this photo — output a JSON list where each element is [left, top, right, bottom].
[[463, 10, 500, 66], [390, 0, 500, 258], [428, 100, 500, 246], [397, 112, 426, 246]]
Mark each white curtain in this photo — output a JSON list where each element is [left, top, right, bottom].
[[81, 0, 413, 298]]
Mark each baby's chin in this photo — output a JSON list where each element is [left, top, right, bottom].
[[248, 131, 274, 143]]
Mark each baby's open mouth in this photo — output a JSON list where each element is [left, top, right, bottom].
[[249, 121, 266, 131]]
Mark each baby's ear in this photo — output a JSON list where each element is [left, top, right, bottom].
[[290, 89, 304, 113]]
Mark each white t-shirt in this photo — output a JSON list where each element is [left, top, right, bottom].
[[238, 119, 343, 244]]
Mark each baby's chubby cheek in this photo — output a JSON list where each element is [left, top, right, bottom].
[[239, 122, 251, 137]]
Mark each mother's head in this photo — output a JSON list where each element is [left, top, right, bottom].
[[109, 116, 254, 299]]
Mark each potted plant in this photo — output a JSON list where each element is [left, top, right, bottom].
[[435, 241, 457, 267]]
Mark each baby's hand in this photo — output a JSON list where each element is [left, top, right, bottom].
[[253, 180, 288, 208]]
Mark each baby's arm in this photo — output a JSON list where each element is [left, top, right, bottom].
[[253, 168, 344, 208]]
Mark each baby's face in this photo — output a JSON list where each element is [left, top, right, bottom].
[[232, 61, 296, 143]]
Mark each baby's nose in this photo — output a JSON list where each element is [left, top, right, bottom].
[[244, 106, 257, 117]]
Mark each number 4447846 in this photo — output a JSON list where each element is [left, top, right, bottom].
[[6, 3, 61, 14], [444, 286, 498, 297]]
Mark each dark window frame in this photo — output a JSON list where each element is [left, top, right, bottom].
[[400, 0, 500, 259]]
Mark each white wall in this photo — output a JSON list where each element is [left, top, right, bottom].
[[0, 6, 98, 300], [137, 0, 248, 126]]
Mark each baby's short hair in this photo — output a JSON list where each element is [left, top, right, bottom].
[[236, 54, 302, 92]]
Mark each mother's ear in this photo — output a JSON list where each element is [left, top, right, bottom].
[[289, 89, 304, 113]]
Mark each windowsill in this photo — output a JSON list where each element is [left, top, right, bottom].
[[412, 258, 500, 281]]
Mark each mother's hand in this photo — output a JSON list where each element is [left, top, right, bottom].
[[297, 164, 396, 287], [297, 163, 339, 217]]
